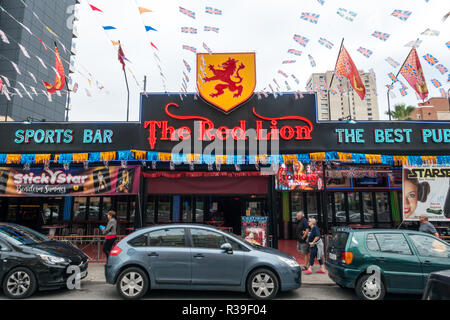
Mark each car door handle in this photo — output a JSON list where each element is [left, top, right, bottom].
[[376, 257, 385, 261], [193, 254, 205, 259], [423, 260, 432, 265], [147, 252, 159, 257]]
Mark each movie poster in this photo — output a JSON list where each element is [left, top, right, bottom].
[[241, 216, 268, 247], [403, 166, 450, 221], [0, 166, 140, 197], [275, 162, 323, 191]]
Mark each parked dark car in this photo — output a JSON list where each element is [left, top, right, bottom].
[[105, 224, 301, 300], [0, 223, 89, 299], [326, 228, 450, 300], [422, 270, 450, 300]]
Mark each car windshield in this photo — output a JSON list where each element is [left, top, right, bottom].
[[0, 225, 49, 245]]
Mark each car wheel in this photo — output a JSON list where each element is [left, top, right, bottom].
[[247, 268, 279, 300], [355, 274, 385, 300], [2, 267, 37, 299], [116, 267, 149, 300]]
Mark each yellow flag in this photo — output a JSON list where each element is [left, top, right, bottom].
[[111, 40, 120, 46], [139, 7, 152, 14]]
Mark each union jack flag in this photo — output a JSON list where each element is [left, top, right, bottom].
[[423, 54, 438, 66], [317, 0, 325, 5], [421, 28, 440, 36], [329, 89, 337, 95], [391, 10, 412, 21], [357, 47, 373, 58], [435, 64, 448, 74], [204, 26, 219, 33], [293, 34, 309, 47], [388, 73, 398, 83], [446, 41, 450, 49], [400, 88, 407, 96], [399, 80, 408, 91], [182, 45, 196, 53], [334, 70, 343, 81], [203, 42, 212, 55], [282, 60, 296, 64], [183, 60, 191, 73], [337, 84, 344, 94], [181, 27, 197, 34], [385, 57, 400, 68], [431, 79, 442, 88], [308, 54, 316, 67], [386, 84, 394, 90], [205, 7, 222, 15], [291, 74, 300, 84], [288, 49, 302, 56], [448, 73, 450, 82], [372, 31, 390, 41], [300, 12, 320, 24], [337, 8, 357, 21], [179, 7, 195, 19], [318, 37, 334, 49], [403, 63, 418, 78], [278, 70, 288, 79]]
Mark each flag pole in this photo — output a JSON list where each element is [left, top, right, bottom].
[[327, 38, 344, 120], [119, 41, 130, 122]]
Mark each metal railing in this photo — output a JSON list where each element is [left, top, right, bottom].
[[49, 235, 126, 263]]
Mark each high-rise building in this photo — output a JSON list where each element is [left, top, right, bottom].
[[0, 0, 78, 122], [306, 71, 380, 121]]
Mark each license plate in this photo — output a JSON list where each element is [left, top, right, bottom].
[[329, 253, 337, 260]]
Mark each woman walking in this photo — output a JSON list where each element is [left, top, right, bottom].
[[304, 218, 326, 275], [102, 210, 117, 259]]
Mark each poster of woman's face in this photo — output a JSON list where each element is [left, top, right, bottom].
[[403, 167, 450, 221], [93, 168, 111, 194]]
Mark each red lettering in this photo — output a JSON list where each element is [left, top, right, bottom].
[[231, 121, 247, 140], [280, 126, 294, 140], [177, 127, 191, 140], [161, 121, 175, 140]]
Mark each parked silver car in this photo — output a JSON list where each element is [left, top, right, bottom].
[[105, 224, 301, 300]]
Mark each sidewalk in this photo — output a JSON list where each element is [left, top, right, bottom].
[[85, 263, 335, 286]]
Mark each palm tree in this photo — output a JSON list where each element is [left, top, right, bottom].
[[385, 103, 416, 120]]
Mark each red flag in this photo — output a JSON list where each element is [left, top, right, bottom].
[[335, 45, 366, 100], [399, 48, 429, 101], [118, 44, 126, 70], [150, 42, 159, 50], [89, 4, 103, 12], [43, 45, 65, 94]]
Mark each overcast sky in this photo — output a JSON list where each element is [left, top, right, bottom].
[[69, 0, 449, 122]]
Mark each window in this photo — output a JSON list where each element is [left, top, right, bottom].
[[102, 197, 112, 219], [88, 197, 100, 221], [191, 228, 228, 249], [117, 196, 128, 221], [374, 233, 412, 255], [376, 193, 391, 223], [362, 193, 375, 223], [366, 233, 380, 251], [73, 197, 87, 221], [182, 197, 192, 222], [306, 193, 318, 221], [146, 197, 155, 225], [348, 192, 361, 223], [158, 196, 171, 223], [409, 234, 450, 258], [128, 234, 148, 247], [291, 192, 304, 222], [148, 228, 185, 247], [417, 114, 421, 120], [334, 193, 346, 223], [195, 197, 204, 223]]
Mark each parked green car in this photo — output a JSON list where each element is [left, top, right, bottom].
[[325, 228, 450, 300]]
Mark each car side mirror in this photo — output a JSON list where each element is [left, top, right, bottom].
[[221, 243, 233, 254]]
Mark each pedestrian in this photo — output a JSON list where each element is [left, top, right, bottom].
[[419, 214, 439, 237], [304, 218, 325, 275], [296, 211, 310, 270], [102, 210, 117, 258]]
